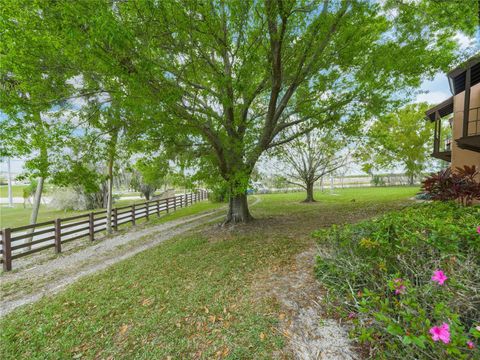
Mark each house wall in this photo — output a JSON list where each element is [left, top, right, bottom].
[[451, 83, 480, 172]]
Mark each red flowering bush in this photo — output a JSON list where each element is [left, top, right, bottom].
[[422, 165, 480, 206]]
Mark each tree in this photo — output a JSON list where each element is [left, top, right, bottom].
[[130, 156, 170, 201], [357, 103, 435, 185], [1, 0, 477, 223], [270, 129, 348, 202], [0, 1, 76, 243]]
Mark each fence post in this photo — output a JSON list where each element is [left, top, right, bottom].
[[113, 208, 118, 231], [146, 202, 149, 221], [156, 199, 160, 217], [166, 198, 169, 214], [132, 204, 136, 225], [54, 218, 62, 253], [174, 196, 177, 211], [89, 212, 95, 241], [185, 193, 188, 207], [2, 228, 12, 271]]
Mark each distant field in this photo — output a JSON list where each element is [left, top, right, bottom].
[[0, 198, 139, 229], [0, 185, 27, 198]]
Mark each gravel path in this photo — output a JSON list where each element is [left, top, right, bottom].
[[0, 207, 227, 317]]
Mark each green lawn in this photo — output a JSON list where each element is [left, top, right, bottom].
[[0, 185, 26, 198], [0, 187, 419, 359]]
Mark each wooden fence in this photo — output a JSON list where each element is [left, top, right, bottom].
[[1, 190, 208, 271]]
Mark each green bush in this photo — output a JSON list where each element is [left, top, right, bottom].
[[314, 202, 480, 359]]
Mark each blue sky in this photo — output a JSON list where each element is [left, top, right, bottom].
[[415, 73, 451, 105]]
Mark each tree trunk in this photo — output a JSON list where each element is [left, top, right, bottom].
[[226, 192, 252, 223], [25, 176, 44, 250], [7, 157, 13, 208], [106, 129, 118, 234], [106, 156, 114, 234], [408, 173, 414, 186], [304, 181, 315, 202]]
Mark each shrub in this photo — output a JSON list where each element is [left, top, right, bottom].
[[314, 202, 480, 359], [422, 165, 480, 206]]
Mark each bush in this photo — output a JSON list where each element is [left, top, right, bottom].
[[314, 202, 480, 359], [422, 165, 480, 206]]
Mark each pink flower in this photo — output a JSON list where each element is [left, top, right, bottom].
[[393, 278, 406, 295], [348, 312, 357, 319], [467, 340, 475, 349], [477, 226, 480, 234], [431, 270, 448, 285], [429, 323, 450, 344]]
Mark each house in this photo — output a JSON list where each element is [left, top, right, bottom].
[[425, 55, 480, 170]]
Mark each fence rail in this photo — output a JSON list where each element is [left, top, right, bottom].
[[1, 190, 208, 271]]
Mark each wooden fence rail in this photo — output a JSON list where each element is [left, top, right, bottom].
[[0, 190, 209, 271]]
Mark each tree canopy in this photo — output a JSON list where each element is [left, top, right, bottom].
[[356, 103, 435, 184], [1, 0, 477, 222]]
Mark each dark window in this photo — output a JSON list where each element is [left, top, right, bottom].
[[471, 63, 480, 87], [453, 71, 466, 94]]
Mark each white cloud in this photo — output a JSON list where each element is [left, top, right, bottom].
[[415, 91, 450, 105], [454, 32, 475, 50]]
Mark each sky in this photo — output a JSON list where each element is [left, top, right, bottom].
[[415, 32, 476, 105]]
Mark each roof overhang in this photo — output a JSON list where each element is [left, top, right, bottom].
[[447, 54, 480, 94], [447, 54, 480, 79], [425, 96, 454, 121]]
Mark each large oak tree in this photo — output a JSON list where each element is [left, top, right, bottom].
[[1, 0, 477, 222]]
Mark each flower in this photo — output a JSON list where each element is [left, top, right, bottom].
[[429, 323, 450, 344], [476, 325, 480, 332], [393, 278, 406, 295], [431, 270, 448, 285], [467, 340, 475, 349], [348, 312, 357, 319], [477, 226, 480, 234]]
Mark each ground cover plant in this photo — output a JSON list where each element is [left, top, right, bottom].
[[0, 187, 417, 359], [315, 202, 480, 359]]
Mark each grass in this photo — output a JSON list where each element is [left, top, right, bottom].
[[0, 199, 140, 229], [0, 185, 26, 198], [0, 186, 419, 359], [0, 196, 217, 229]]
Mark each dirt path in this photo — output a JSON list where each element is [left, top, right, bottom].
[[254, 246, 357, 360], [0, 207, 227, 317], [246, 202, 410, 359]]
